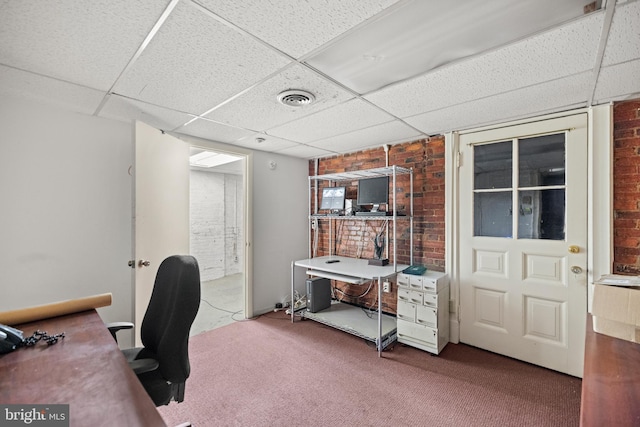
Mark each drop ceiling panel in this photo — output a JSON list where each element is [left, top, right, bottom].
[[276, 144, 334, 159], [178, 118, 254, 144], [0, 0, 168, 90], [204, 64, 354, 131], [0, 66, 105, 115], [113, 1, 291, 115], [593, 59, 640, 102], [268, 98, 395, 143], [307, 0, 598, 94], [99, 95, 193, 130], [365, 12, 602, 118], [309, 120, 423, 154], [193, 0, 401, 59], [406, 72, 592, 134], [602, 1, 640, 66], [232, 133, 299, 152], [2, 0, 640, 160]]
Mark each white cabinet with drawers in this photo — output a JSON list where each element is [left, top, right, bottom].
[[396, 271, 449, 354]]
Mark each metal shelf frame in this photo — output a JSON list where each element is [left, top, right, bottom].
[[291, 165, 414, 356], [308, 165, 414, 268]]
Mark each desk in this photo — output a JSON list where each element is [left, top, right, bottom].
[[0, 310, 166, 427], [580, 314, 640, 426], [291, 255, 408, 356]]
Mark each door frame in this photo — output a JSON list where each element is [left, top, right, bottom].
[[171, 133, 254, 321], [444, 105, 613, 345]]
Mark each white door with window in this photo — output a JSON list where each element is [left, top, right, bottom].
[[459, 114, 588, 377]]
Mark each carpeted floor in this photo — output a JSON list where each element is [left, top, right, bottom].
[[158, 312, 581, 427]]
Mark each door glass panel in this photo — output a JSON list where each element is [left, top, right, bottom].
[[474, 192, 513, 237], [518, 134, 565, 187], [517, 189, 565, 240], [474, 142, 512, 190]]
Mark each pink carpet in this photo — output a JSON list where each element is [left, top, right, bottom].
[[158, 312, 581, 426]]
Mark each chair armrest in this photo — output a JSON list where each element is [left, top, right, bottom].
[[106, 321, 134, 341], [129, 358, 160, 375]]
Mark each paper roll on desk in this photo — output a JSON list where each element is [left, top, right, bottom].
[[0, 293, 112, 326]]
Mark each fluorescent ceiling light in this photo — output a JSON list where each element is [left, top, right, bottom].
[[305, 0, 595, 94], [190, 151, 243, 168]]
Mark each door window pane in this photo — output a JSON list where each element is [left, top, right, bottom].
[[519, 134, 565, 187], [517, 189, 565, 240], [474, 192, 513, 237], [474, 142, 512, 190]]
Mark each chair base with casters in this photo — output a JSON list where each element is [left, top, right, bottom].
[[108, 255, 201, 407]]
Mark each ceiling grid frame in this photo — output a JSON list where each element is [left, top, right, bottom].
[[0, 0, 637, 158]]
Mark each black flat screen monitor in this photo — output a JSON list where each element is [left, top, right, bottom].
[[320, 186, 346, 211], [357, 176, 389, 212]]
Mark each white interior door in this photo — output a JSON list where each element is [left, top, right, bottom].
[[133, 121, 189, 345], [459, 113, 588, 377]]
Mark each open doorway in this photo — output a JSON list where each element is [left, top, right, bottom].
[[188, 147, 246, 336]]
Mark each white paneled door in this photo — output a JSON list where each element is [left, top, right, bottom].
[[133, 121, 190, 346], [459, 114, 588, 377]]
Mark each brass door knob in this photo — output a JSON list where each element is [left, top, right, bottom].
[[568, 245, 580, 254]]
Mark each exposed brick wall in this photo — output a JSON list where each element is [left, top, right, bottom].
[[613, 99, 640, 274], [308, 137, 445, 313], [304, 100, 639, 309]]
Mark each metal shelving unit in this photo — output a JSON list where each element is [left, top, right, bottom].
[[307, 165, 413, 267], [291, 165, 413, 356]]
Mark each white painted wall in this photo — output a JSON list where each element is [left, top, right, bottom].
[[190, 169, 244, 282], [0, 94, 310, 329], [250, 151, 309, 314], [177, 134, 310, 316], [0, 95, 133, 330]]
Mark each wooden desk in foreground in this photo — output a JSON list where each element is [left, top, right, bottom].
[[581, 314, 640, 426], [0, 309, 166, 427]]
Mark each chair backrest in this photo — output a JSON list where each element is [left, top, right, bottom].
[[140, 255, 201, 383]]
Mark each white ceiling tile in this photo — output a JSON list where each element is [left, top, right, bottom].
[[405, 72, 592, 134], [99, 94, 193, 130], [276, 144, 334, 159], [593, 59, 640, 103], [178, 118, 254, 144], [232, 133, 299, 152], [0, 65, 104, 115], [0, 0, 168, 90], [365, 12, 602, 118], [2, 0, 639, 160], [268, 98, 394, 143], [204, 64, 354, 131], [192, 0, 401, 58], [113, 1, 291, 115], [307, 0, 594, 94], [309, 120, 423, 154], [602, 1, 640, 66]]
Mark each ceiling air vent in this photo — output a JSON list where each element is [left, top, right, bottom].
[[277, 89, 315, 107]]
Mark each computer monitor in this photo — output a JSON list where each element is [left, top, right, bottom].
[[357, 176, 389, 212], [320, 186, 346, 212]]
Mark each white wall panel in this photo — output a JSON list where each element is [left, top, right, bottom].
[[0, 95, 133, 343]]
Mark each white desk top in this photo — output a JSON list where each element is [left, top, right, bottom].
[[295, 255, 408, 280]]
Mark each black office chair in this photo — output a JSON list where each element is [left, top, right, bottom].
[[109, 255, 201, 406]]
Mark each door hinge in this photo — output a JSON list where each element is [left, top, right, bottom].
[[456, 151, 462, 168]]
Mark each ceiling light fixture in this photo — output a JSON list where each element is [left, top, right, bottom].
[[277, 89, 316, 107], [190, 151, 243, 168]]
